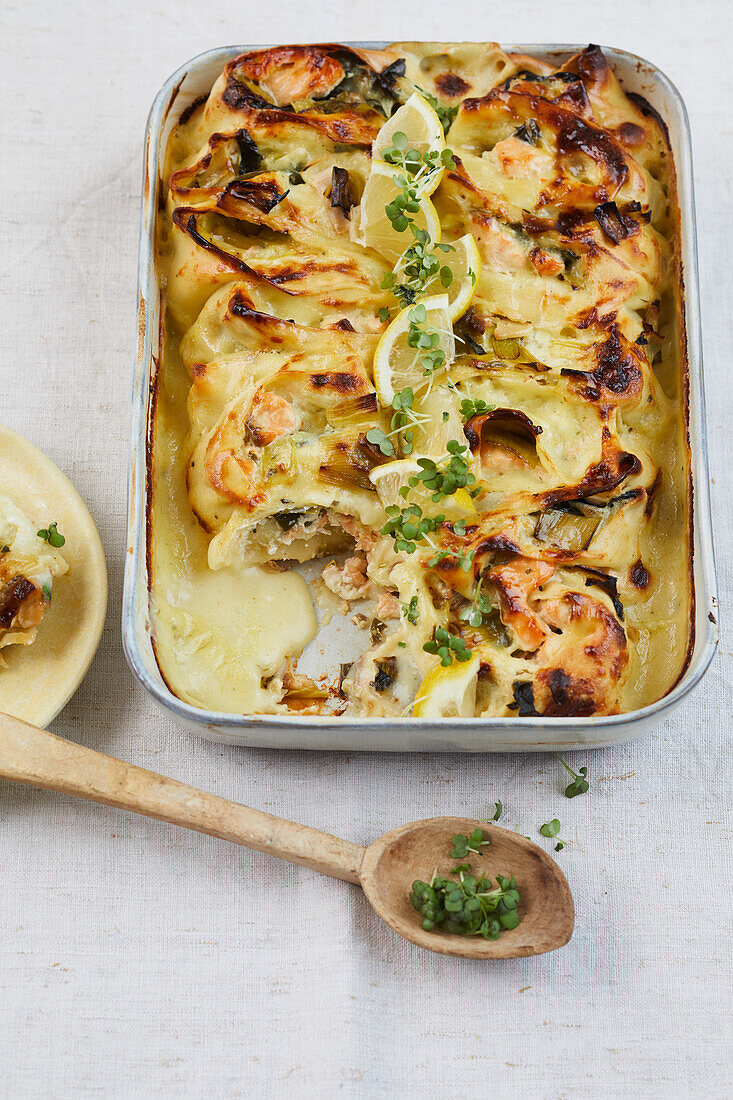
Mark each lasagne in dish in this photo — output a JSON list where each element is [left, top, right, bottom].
[[151, 42, 692, 718]]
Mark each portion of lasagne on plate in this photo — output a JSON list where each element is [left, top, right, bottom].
[[150, 41, 691, 718], [0, 496, 68, 659]]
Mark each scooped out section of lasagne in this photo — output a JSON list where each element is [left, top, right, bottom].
[[0, 496, 68, 660], [150, 42, 692, 719]]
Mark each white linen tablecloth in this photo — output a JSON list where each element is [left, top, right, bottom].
[[1, 2, 731, 1096]]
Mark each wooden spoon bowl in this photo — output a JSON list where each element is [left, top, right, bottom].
[[361, 817, 574, 958]]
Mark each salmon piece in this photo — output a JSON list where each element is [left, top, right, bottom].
[[246, 391, 298, 447], [322, 555, 371, 601], [15, 586, 45, 629], [0, 576, 44, 632], [532, 591, 629, 715], [240, 47, 344, 106], [493, 136, 555, 179], [471, 215, 527, 273], [375, 591, 400, 620], [488, 557, 554, 649], [529, 247, 564, 277], [334, 513, 378, 552]]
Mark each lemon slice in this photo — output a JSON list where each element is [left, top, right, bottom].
[[373, 93, 446, 196], [441, 233, 482, 321], [369, 455, 476, 520], [409, 386, 464, 460], [355, 160, 441, 265], [373, 293, 454, 406], [412, 650, 481, 717], [369, 458, 424, 508], [444, 487, 477, 517]]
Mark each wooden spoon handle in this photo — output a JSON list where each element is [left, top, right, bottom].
[[0, 712, 364, 883]]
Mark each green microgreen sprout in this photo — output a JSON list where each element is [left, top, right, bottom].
[[459, 397, 495, 421], [382, 502, 472, 570], [414, 87, 460, 135], [407, 440, 476, 501], [400, 594, 419, 624], [450, 827, 490, 859], [388, 386, 430, 456], [487, 800, 503, 822], [42, 583, 52, 601], [382, 131, 456, 183], [382, 130, 423, 175], [37, 523, 65, 548], [384, 447, 476, 573], [539, 818, 566, 852], [365, 427, 395, 456], [427, 545, 475, 573], [404, 303, 450, 380], [410, 870, 520, 938], [459, 577, 493, 628], [383, 172, 422, 233], [423, 626, 472, 666], [379, 138, 455, 239], [383, 224, 456, 308], [378, 137, 460, 320], [378, 306, 391, 323], [382, 503, 444, 555], [555, 754, 590, 798]]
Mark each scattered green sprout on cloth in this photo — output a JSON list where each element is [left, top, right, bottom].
[[539, 819, 566, 852], [555, 754, 590, 797]]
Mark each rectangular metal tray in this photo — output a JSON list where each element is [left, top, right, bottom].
[[122, 43, 718, 751]]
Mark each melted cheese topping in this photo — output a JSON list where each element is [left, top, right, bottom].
[[152, 42, 692, 718]]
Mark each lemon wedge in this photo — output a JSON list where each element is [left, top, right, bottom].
[[412, 650, 481, 718], [407, 386, 464, 461], [444, 487, 477, 517], [441, 233, 482, 321], [373, 92, 446, 196], [369, 458, 425, 508], [355, 160, 441, 265], [373, 293, 454, 406]]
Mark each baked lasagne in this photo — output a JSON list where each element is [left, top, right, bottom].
[[151, 42, 691, 718]]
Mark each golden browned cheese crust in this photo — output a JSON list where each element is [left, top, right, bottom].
[[154, 43, 692, 718]]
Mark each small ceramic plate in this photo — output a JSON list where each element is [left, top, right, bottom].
[[0, 424, 107, 727]]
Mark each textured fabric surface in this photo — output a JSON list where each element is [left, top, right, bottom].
[[0, 3, 731, 1097]]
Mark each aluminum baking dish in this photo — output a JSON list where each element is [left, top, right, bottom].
[[122, 43, 718, 751]]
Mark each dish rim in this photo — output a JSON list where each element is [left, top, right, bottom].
[[122, 42, 719, 747]]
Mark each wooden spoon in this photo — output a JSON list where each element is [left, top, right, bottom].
[[0, 711, 574, 958], [0, 423, 107, 727]]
